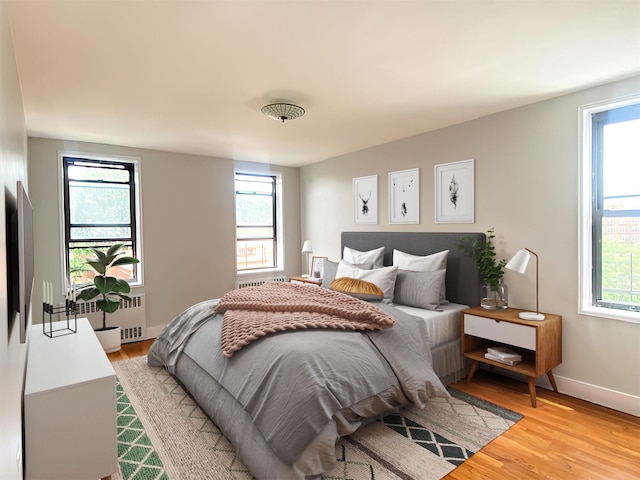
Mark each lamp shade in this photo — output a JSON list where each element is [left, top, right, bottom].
[[301, 240, 313, 254], [505, 249, 531, 274]]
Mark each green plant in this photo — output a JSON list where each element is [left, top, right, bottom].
[[457, 228, 507, 289], [75, 243, 140, 330]]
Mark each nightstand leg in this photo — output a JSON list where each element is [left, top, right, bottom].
[[528, 376, 537, 407], [466, 360, 479, 383], [547, 371, 558, 392]]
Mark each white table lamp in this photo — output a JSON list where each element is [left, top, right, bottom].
[[301, 240, 313, 277], [505, 248, 545, 321]]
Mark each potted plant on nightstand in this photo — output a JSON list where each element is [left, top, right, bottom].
[[74, 243, 140, 353], [457, 228, 508, 309]]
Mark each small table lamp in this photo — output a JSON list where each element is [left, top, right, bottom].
[[505, 248, 545, 321], [301, 240, 313, 277]]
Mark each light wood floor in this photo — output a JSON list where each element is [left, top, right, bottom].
[[109, 340, 640, 480]]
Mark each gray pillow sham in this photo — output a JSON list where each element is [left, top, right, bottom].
[[393, 269, 446, 311]]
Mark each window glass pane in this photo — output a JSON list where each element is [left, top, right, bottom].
[[236, 226, 273, 239], [236, 239, 274, 270], [236, 194, 273, 226], [69, 243, 135, 284], [68, 163, 130, 182], [70, 226, 131, 240], [602, 119, 640, 200], [69, 182, 131, 225]]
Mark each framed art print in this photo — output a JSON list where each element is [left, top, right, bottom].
[[435, 159, 475, 223], [353, 175, 378, 224], [389, 168, 419, 224]]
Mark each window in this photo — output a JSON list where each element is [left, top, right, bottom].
[[581, 99, 640, 321], [62, 155, 142, 286], [235, 172, 282, 272]]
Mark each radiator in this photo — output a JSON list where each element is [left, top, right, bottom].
[[234, 276, 286, 289], [73, 293, 147, 344]]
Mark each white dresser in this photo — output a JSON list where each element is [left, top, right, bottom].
[[24, 318, 118, 480]]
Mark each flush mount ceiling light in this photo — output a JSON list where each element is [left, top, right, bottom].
[[261, 103, 305, 123]]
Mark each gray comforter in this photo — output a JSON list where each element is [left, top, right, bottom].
[[148, 297, 448, 470]]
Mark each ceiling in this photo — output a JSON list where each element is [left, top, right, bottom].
[[7, 1, 640, 168]]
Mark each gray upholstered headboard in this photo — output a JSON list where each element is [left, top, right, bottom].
[[341, 231, 485, 307]]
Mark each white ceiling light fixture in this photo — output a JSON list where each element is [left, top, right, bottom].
[[261, 103, 305, 123]]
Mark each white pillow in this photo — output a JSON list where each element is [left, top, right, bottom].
[[343, 246, 385, 268], [392, 249, 449, 303], [335, 260, 398, 302]]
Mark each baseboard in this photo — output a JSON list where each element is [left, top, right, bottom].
[[553, 375, 639, 417], [478, 364, 639, 417]]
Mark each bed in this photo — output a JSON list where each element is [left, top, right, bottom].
[[148, 231, 483, 479]]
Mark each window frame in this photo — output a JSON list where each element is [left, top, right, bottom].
[[59, 152, 143, 289], [234, 169, 284, 275], [579, 96, 640, 324]]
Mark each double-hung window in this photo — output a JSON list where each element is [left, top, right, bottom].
[[235, 172, 281, 272], [62, 155, 142, 286], [580, 99, 640, 321]]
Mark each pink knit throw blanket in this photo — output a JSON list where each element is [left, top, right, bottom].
[[214, 282, 394, 358]]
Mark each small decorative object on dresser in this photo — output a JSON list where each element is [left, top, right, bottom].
[[461, 306, 562, 407]]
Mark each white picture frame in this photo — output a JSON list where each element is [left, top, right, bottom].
[[434, 159, 475, 223], [353, 175, 378, 224], [389, 168, 419, 224], [311, 256, 328, 280]]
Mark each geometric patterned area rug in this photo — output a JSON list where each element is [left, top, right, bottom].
[[112, 357, 522, 480]]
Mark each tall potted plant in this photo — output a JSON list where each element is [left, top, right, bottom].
[[75, 243, 140, 352], [457, 228, 508, 309]]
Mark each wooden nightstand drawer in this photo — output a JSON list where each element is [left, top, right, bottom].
[[464, 313, 536, 350]]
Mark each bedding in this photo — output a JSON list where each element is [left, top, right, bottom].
[[148, 286, 448, 479], [215, 282, 393, 358], [148, 231, 484, 479]]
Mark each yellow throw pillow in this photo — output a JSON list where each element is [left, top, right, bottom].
[[329, 277, 384, 301]]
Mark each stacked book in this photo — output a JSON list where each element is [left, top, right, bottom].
[[484, 346, 522, 366]]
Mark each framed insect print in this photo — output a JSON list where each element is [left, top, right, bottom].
[[435, 159, 475, 223], [389, 168, 419, 224], [353, 175, 378, 224]]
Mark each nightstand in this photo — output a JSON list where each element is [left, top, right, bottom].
[[289, 276, 322, 286], [461, 306, 562, 407]]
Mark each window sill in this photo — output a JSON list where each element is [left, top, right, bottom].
[[580, 305, 640, 325], [236, 268, 284, 277]]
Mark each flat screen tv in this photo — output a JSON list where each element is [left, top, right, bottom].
[[12, 180, 34, 344]]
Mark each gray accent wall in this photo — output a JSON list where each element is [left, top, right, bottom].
[[300, 75, 640, 414]]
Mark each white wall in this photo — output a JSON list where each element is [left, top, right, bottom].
[[27, 139, 301, 335], [300, 75, 640, 415], [0, 2, 29, 478]]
